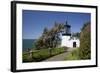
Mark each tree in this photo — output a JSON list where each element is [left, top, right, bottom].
[[79, 22, 91, 59], [34, 22, 64, 50], [71, 32, 80, 39], [42, 27, 49, 48], [42, 27, 48, 36], [35, 37, 44, 50]]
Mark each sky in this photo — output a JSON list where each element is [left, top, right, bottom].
[[22, 10, 91, 39]]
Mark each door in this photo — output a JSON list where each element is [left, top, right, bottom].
[[73, 42, 76, 47]]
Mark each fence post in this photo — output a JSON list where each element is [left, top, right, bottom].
[[29, 50, 33, 59], [49, 48, 52, 56]]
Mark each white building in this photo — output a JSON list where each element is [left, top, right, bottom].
[[61, 22, 80, 48]]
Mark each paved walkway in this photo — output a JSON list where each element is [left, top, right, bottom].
[[43, 48, 75, 62]]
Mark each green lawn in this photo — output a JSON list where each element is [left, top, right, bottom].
[[23, 47, 66, 62], [64, 48, 80, 60]]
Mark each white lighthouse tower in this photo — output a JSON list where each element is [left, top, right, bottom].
[[61, 21, 80, 48]]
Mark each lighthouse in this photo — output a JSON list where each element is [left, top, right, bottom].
[[61, 21, 80, 48]]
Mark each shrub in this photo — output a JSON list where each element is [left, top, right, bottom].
[[23, 47, 66, 62], [61, 46, 68, 52], [79, 22, 91, 59], [65, 48, 80, 60]]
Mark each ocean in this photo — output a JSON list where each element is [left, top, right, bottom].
[[23, 39, 36, 52]]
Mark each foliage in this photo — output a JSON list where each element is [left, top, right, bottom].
[[23, 47, 66, 62], [79, 22, 91, 59], [72, 32, 80, 38], [65, 48, 80, 60], [34, 22, 64, 50], [61, 46, 68, 51], [81, 22, 90, 31]]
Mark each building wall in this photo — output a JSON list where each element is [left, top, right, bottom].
[[61, 35, 80, 48]]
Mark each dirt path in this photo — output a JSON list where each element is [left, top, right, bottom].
[[43, 48, 74, 62]]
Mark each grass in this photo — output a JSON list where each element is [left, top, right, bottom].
[[64, 48, 80, 60], [23, 47, 66, 62]]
